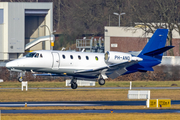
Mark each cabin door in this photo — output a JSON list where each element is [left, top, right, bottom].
[[52, 52, 60, 69]]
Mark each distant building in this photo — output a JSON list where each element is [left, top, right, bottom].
[[0, 2, 53, 66], [104, 27, 180, 56]]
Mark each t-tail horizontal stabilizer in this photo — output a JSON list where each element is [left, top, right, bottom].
[[143, 46, 174, 56]]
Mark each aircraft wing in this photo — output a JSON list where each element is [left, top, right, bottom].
[[33, 60, 139, 80], [33, 73, 68, 77], [108, 61, 139, 70], [107, 61, 139, 79], [74, 60, 139, 79], [74, 66, 108, 73]]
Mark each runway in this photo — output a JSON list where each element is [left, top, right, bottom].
[[1, 101, 180, 114], [1, 87, 180, 90], [1, 109, 180, 114], [1, 87, 180, 114], [0, 100, 180, 107]]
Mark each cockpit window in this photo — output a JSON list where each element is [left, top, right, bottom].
[[40, 54, 43, 58], [34, 53, 39, 58], [25, 52, 36, 58]]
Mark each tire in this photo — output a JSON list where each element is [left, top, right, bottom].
[[98, 79, 105, 85], [71, 82, 78, 89], [18, 77, 23, 82]]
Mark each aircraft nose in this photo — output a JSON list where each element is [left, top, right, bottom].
[[5, 61, 18, 69]]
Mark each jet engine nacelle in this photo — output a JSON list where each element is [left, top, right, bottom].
[[104, 51, 132, 65]]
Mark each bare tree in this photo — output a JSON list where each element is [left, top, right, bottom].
[[130, 0, 180, 56], [3, 0, 179, 53], [53, 0, 61, 30]]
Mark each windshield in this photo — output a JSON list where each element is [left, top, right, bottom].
[[25, 52, 36, 58], [34, 53, 39, 58]]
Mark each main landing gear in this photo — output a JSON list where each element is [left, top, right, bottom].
[[70, 75, 106, 89], [98, 78, 105, 85], [98, 74, 106, 86], [70, 78, 78, 89]]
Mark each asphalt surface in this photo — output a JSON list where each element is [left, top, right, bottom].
[[0, 101, 146, 107], [1, 87, 180, 90], [1, 109, 180, 114], [1, 87, 180, 114], [0, 100, 180, 107]]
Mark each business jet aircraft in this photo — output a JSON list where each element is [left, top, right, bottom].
[[6, 29, 173, 89]]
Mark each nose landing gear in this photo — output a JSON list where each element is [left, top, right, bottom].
[[17, 71, 25, 82], [18, 77, 23, 82]]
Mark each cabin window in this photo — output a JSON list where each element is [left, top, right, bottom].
[[70, 55, 73, 59], [78, 55, 81, 60], [25, 52, 36, 58], [62, 55, 65, 59], [95, 56, 98, 61], [86, 56, 89, 60]]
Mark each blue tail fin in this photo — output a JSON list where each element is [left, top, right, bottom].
[[138, 29, 169, 59], [122, 29, 174, 75]]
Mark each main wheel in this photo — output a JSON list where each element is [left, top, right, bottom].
[[98, 78, 105, 85], [18, 77, 23, 82], [71, 82, 78, 89]]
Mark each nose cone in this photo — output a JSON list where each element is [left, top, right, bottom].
[[5, 61, 18, 69]]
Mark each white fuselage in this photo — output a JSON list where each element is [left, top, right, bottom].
[[6, 50, 106, 75], [6, 50, 141, 78]]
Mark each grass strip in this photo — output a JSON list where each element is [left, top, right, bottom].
[[1, 113, 180, 120], [0, 89, 180, 102], [0, 104, 180, 110], [1, 81, 180, 88]]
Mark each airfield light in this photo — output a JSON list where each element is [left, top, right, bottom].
[[113, 12, 126, 27]]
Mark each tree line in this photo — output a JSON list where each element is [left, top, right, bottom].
[[1, 0, 180, 53]]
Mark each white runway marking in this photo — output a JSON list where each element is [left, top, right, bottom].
[[28, 104, 100, 106]]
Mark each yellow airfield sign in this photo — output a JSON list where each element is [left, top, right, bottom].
[[148, 99, 171, 108], [149, 99, 157, 108], [158, 99, 171, 107]]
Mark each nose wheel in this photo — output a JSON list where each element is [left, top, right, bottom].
[[17, 71, 25, 82], [18, 77, 23, 82]]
